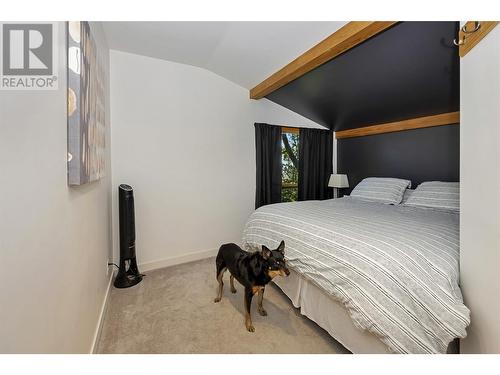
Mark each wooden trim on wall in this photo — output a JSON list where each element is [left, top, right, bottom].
[[459, 21, 499, 58], [250, 21, 397, 99], [335, 112, 460, 139], [282, 126, 300, 134]]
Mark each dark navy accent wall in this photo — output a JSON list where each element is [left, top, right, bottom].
[[264, 21, 460, 189], [266, 22, 459, 131], [337, 124, 460, 194]]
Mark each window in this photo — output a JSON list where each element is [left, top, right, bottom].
[[281, 129, 299, 202]]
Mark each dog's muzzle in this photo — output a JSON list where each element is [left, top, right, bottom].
[[281, 268, 290, 277]]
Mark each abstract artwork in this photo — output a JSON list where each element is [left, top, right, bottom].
[[67, 21, 105, 185]]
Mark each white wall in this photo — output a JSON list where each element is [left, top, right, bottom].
[[110, 50, 325, 269], [0, 22, 112, 353], [460, 25, 500, 353]]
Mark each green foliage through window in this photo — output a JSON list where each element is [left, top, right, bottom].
[[281, 132, 299, 202]]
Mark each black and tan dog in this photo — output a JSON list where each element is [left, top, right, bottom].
[[214, 241, 290, 332]]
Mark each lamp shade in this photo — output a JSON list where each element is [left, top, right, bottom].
[[328, 174, 349, 188]]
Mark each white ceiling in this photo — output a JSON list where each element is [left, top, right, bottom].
[[101, 22, 346, 89]]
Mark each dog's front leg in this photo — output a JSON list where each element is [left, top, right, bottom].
[[257, 287, 267, 316], [244, 288, 255, 332]]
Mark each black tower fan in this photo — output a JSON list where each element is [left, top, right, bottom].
[[114, 184, 144, 288]]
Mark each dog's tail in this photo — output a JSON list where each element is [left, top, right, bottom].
[[215, 248, 226, 280]]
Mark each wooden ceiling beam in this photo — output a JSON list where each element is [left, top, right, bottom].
[[458, 21, 499, 57], [282, 126, 300, 134], [250, 21, 397, 99], [335, 111, 460, 139]]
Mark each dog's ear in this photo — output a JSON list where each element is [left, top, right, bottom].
[[277, 240, 285, 254], [261, 245, 272, 260]]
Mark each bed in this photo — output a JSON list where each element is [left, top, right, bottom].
[[242, 197, 470, 354]]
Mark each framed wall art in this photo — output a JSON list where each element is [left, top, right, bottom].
[[67, 21, 105, 185]]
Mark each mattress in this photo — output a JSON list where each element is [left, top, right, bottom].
[[242, 197, 470, 353], [273, 267, 390, 353]]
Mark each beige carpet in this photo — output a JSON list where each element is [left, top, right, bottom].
[[97, 257, 350, 354]]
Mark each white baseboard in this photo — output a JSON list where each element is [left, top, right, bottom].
[[90, 269, 114, 354], [139, 248, 218, 272]]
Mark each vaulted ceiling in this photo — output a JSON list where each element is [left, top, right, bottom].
[[102, 21, 460, 132], [101, 21, 346, 89]]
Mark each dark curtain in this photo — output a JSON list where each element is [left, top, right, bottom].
[[255, 123, 282, 209], [298, 128, 333, 201]]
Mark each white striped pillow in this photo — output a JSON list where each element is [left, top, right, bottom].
[[350, 177, 411, 205], [403, 181, 459, 212]]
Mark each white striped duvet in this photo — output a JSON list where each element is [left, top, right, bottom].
[[242, 197, 470, 353]]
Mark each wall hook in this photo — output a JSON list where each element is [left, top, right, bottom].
[[454, 22, 481, 47], [462, 22, 481, 34]]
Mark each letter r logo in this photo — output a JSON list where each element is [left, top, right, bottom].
[[2, 23, 53, 75]]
